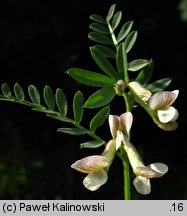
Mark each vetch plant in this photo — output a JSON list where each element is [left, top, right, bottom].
[[0, 4, 179, 199]]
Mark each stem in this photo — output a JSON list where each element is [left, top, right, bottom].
[[121, 92, 132, 200], [122, 153, 131, 200], [107, 21, 118, 50], [73, 121, 104, 142]]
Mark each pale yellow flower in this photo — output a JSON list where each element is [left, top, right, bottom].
[[71, 140, 115, 191], [117, 131, 168, 195], [128, 81, 179, 131]]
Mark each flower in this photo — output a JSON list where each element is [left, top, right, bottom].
[[128, 81, 179, 131], [117, 131, 168, 195], [108, 112, 133, 150], [149, 90, 179, 131], [71, 140, 115, 191], [128, 81, 152, 102]]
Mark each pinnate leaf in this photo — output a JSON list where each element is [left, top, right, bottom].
[[135, 59, 154, 85], [14, 83, 25, 100], [90, 47, 118, 80], [55, 88, 67, 115], [85, 86, 115, 109], [90, 106, 110, 132], [89, 23, 109, 34], [128, 59, 149, 72], [88, 32, 113, 45], [57, 128, 87, 135], [90, 14, 106, 24], [1, 83, 12, 97], [92, 45, 116, 59], [116, 42, 128, 79], [107, 4, 116, 21], [28, 85, 40, 105], [117, 21, 134, 43], [112, 11, 122, 30], [80, 140, 105, 148], [146, 78, 172, 93], [124, 31, 138, 53], [68, 68, 114, 87], [73, 91, 84, 123], [43, 85, 55, 110]]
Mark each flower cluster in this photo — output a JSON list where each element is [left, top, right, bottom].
[[71, 83, 178, 195]]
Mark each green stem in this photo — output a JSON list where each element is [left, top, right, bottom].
[[121, 92, 132, 200], [107, 21, 118, 50], [122, 153, 131, 200]]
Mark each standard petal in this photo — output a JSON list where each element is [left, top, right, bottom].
[[157, 107, 179, 123], [148, 163, 168, 177], [119, 112, 133, 135], [149, 91, 178, 110], [108, 115, 120, 139], [133, 176, 151, 195], [83, 169, 108, 191], [71, 155, 108, 174]]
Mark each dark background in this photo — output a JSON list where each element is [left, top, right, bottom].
[[0, 0, 186, 199]]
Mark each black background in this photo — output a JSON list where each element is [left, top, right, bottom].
[[0, 0, 186, 199]]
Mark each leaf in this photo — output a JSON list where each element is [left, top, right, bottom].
[[28, 85, 40, 105], [128, 59, 149, 72], [117, 21, 134, 43], [14, 83, 25, 100], [124, 31, 138, 53], [90, 47, 118, 80], [73, 91, 84, 123], [47, 114, 72, 123], [116, 42, 128, 79], [67, 68, 114, 87], [92, 45, 116, 59], [146, 78, 172, 93], [43, 85, 55, 110], [85, 86, 116, 109], [57, 128, 87, 135], [89, 23, 109, 34], [112, 11, 122, 30], [89, 106, 110, 132], [80, 140, 105, 149], [1, 83, 12, 97], [106, 4, 116, 21], [55, 88, 67, 115], [135, 59, 154, 85], [88, 32, 113, 45], [90, 14, 106, 24], [33, 108, 59, 115]]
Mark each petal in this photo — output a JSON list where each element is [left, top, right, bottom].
[[108, 115, 120, 139], [128, 81, 152, 101], [102, 140, 116, 166], [149, 91, 178, 110], [133, 176, 151, 195], [157, 107, 179, 123], [83, 169, 108, 191], [119, 112, 133, 135], [148, 163, 168, 177], [135, 166, 157, 178], [71, 155, 108, 174], [116, 130, 131, 150], [116, 130, 124, 150], [156, 121, 178, 131]]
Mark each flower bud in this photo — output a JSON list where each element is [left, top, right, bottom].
[[114, 80, 126, 96]]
